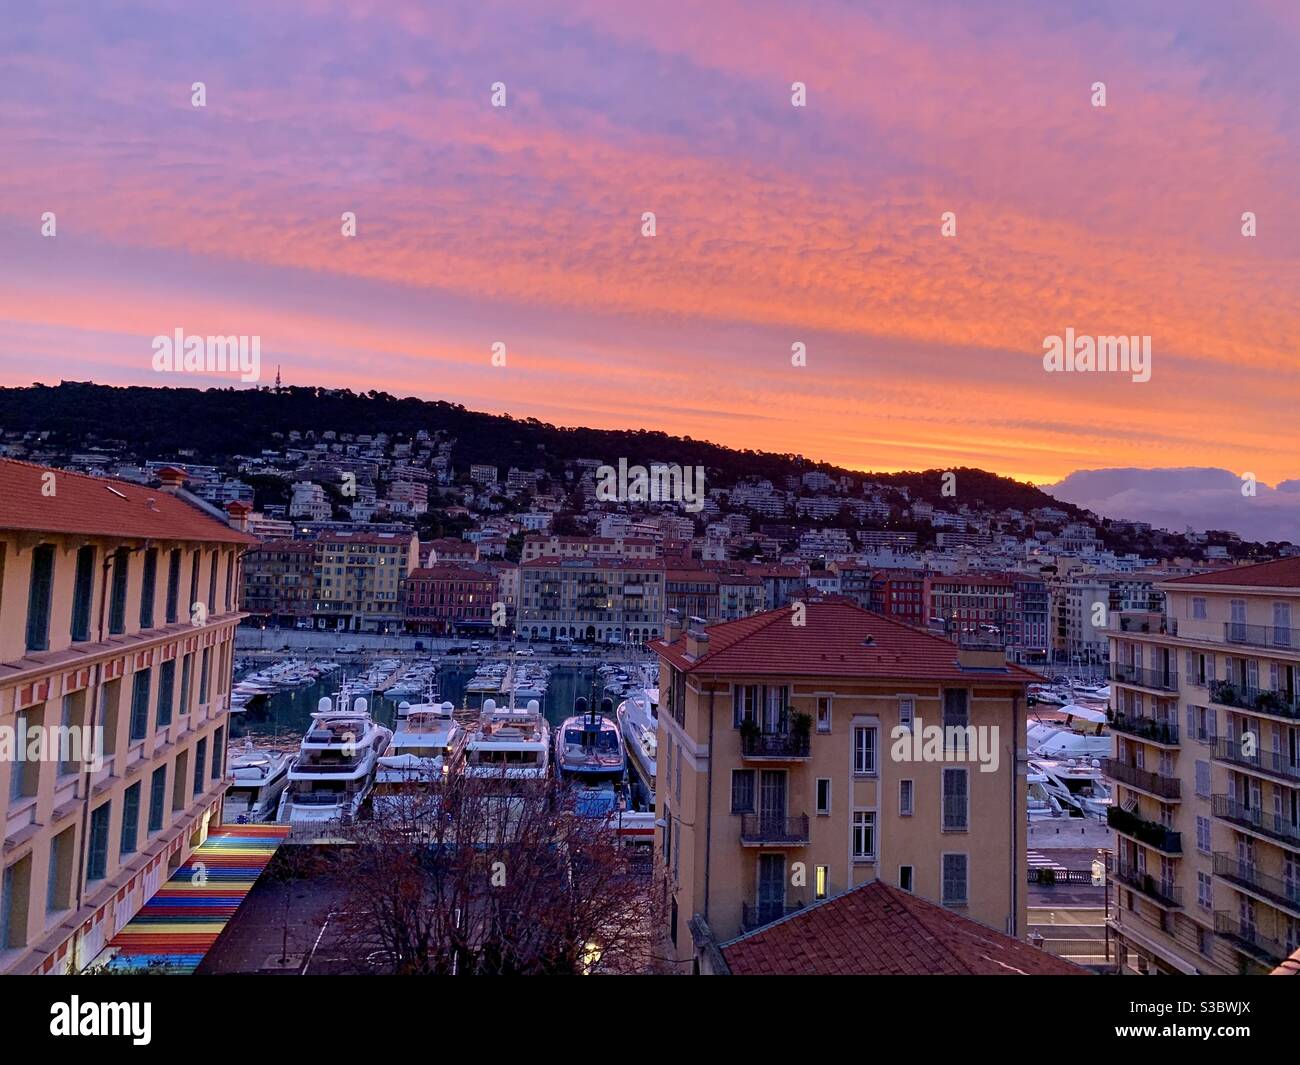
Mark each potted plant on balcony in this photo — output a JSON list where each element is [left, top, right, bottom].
[[1254, 689, 1284, 714], [740, 717, 760, 748]]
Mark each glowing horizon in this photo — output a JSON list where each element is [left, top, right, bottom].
[[2, 0, 1297, 486]]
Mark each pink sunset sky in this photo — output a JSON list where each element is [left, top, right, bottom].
[[1, 0, 1297, 486]]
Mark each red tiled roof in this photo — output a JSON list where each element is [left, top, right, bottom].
[[1166, 557, 1300, 588], [652, 599, 1041, 682], [0, 459, 253, 545], [408, 565, 495, 581], [722, 880, 1086, 976]]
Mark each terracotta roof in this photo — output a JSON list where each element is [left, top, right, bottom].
[[652, 599, 1041, 682], [1165, 557, 1300, 588], [0, 459, 253, 545], [408, 565, 496, 581], [721, 880, 1087, 976]]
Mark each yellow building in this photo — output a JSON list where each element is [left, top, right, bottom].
[[1107, 557, 1300, 974], [650, 599, 1037, 971], [0, 461, 252, 974]]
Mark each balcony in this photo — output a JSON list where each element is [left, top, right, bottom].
[[1212, 737, 1300, 785], [1107, 805, 1181, 854], [739, 814, 810, 846], [1102, 758, 1181, 800], [1111, 861, 1182, 908], [1107, 711, 1179, 747], [1213, 911, 1291, 966], [1212, 794, 1300, 848], [741, 899, 804, 932], [1207, 680, 1300, 723], [1213, 853, 1300, 915], [1110, 663, 1178, 692], [740, 729, 812, 760], [1223, 622, 1300, 651], [1114, 612, 1177, 636]]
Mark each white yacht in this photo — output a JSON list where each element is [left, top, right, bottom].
[[616, 687, 658, 809], [463, 698, 551, 781], [1027, 704, 1113, 760], [556, 697, 626, 781], [373, 701, 468, 819], [1029, 756, 1112, 819], [225, 741, 293, 823], [277, 695, 392, 824]]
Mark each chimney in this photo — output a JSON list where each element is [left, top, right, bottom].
[[226, 499, 252, 533], [666, 609, 684, 645], [156, 466, 188, 494], [686, 627, 710, 660]]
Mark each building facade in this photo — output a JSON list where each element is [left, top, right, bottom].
[[650, 600, 1035, 971], [1106, 557, 1300, 974], [518, 557, 664, 644], [0, 460, 251, 974]]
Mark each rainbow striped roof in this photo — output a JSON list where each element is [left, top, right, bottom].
[[103, 825, 290, 974]]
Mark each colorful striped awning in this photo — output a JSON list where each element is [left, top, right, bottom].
[[103, 825, 290, 974]]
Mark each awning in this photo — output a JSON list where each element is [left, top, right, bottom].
[[101, 825, 290, 974]]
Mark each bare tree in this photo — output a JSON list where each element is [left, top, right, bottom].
[[332, 774, 661, 974]]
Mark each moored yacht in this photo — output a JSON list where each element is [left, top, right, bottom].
[[373, 701, 468, 818], [463, 698, 550, 781], [225, 741, 293, 823], [616, 686, 658, 810], [277, 695, 392, 824], [556, 697, 625, 781]]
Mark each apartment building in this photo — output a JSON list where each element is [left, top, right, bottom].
[[0, 460, 251, 974], [241, 538, 316, 624], [928, 572, 1014, 639], [310, 531, 418, 633], [650, 600, 1036, 971], [402, 564, 497, 635], [520, 534, 658, 562], [518, 557, 665, 644], [1106, 557, 1300, 974]]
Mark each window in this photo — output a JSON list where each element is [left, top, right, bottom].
[[942, 768, 968, 830], [816, 778, 831, 815], [138, 548, 158, 628], [816, 696, 832, 733], [1197, 870, 1213, 910], [731, 770, 755, 813], [853, 725, 877, 774], [212, 726, 224, 778], [25, 543, 55, 651], [733, 684, 759, 728], [179, 654, 192, 715], [189, 552, 201, 618], [157, 660, 175, 729], [129, 668, 151, 742], [1192, 597, 1207, 620], [87, 802, 111, 881], [900, 778, 914, 817], [1196, 815, 1212, 855], [207, 550, 218, 612], [193, 738, 207, 795], [148, 765, 167, 833], [815, 865, 829, 900], [46, 828, 73, 913], [120, 782, 141, 856], [108, 547, 129, 635], [852, 810, 876, 860], [943, 688, 968, 731], [71, 545, 95, 642], [899, 865, 914, 892], [942, 853, 968, 905], [9, 712, 31, 801], [199, 648, 211, 706], [898, 696, 915, 732], [57, 694, 82, 777], [1195, 760, 1210, 798], [165, 549, 181, 624]]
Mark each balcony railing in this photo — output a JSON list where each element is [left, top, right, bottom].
[[739, 814, 810, 845], [1107, 711, 1179, 746], [740, 730, 811, 759], [1212, 738, 1300, 784], [741, 899, 804, 932], [1107, 805, 1182, 854], [1213, 911, 1291, 965], [1212, 794, 1300, 848], [1110, 663, 1178, 692], [1212, 853, 1300, 914], [1207, 680, 1300, 722], [1112, 862, 1182, 907], [1224, 622, 1300, 650], [1102, 758, 1181, 800], [1115, 614, 1177, 636]]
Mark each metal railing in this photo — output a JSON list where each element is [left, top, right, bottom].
[[1111, 663, 1178, 692], [1223, 622, 1300, 650], [1102, 758, 1181, 799], [1212, 853, 1300, 913], [739, 814, 810, 845], [1107, 805, 1181, 853], [741, 899, 804, 931], [1108, 711, 1179, 746], [1112, 862, 1182, 907], [1212, 738, 1300, 783], [740, 730, 811, 758], [1207, 680, 1300, 722], [1212, 794, 1300, 848], [1213, 911, 1290, 964]]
